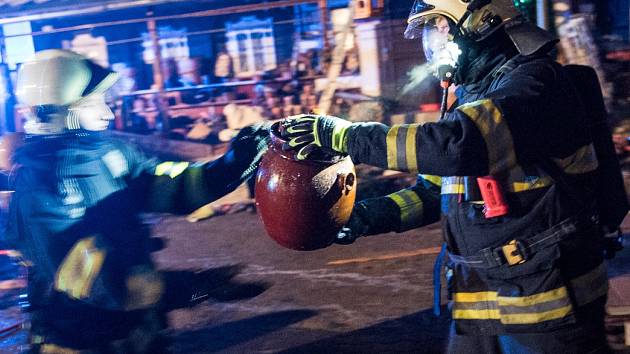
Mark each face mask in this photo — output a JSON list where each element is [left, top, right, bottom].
[[422, 16, 462, 79]]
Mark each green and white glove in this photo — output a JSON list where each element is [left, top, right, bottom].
[[280, 114, 352, 160]]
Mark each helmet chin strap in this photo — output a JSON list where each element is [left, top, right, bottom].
[[439, 0, 492, 119]]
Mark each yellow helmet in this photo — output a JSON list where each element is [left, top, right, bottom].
[[405, 0, 520, 41], [405, 0, 557, 56]]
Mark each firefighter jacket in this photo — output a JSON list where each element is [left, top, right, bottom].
[[344, 49, 607, 334], [352, 174, 441, 236], [5, 127, 268, 347]]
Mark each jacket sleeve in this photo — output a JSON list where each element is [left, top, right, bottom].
[[357, 175, 441, 235], [346, 57, 584, 177], [127, 125, 269, 215]]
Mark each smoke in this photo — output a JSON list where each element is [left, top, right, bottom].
[[400, 63, 434, 97]]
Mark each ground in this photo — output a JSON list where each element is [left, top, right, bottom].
[[160, 211, 449, 354], [2, 196, 630, 353], [0, 207, 451, 353]]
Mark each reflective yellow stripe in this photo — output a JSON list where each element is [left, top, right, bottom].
[[453, 288, 573, 323], [386, 124, 421, 173], [499, 304, 573, 325], [40, 344, 82, 354], [442, 180, 552, 195], [441, 183, 465, 194], [405, 124, 419, 174], [421, 174, 442, 186], [552, 144, 599, 174], [388, 189, 423, 229], [389, 194, 405, 208], [155, 161, 173, 176], [441, 166, 554, 195], [386, 126, 400, 170], [510, 176, 553, 192], [168, 162, 189, 178], [441, 177, 465, 194], [453, 292, 501, 320], [458, 99, 517, 174], [155, 161, 189, 179], [452, 267, 604, 325], [54, 236, 106, 300], [497, 286, 568, 307], [453, 291, 498, 302], [80, 247, 103, 298], [453, 309, 501, 320]]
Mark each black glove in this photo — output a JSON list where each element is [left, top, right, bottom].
[[335, 202, 370, 245], [228, 122, 272, 181], [603, 228, 624, 259], [232, 122, 272, 144]]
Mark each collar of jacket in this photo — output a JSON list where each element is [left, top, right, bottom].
[[454, 29, 518, 94], [455, 23, 557, 98], [15, 132, 109, 170]]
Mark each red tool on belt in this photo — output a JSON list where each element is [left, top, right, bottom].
[[477, 176, 509, 218]]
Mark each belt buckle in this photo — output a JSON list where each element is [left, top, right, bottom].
[[502, 240, 526, 266]]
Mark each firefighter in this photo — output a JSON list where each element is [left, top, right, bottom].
[[282, 1, 627, 353], [6, 50, 270, 353]]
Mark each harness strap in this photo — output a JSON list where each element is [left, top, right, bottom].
[[432, 243, 447, 316], [448, 214, 597, 269]]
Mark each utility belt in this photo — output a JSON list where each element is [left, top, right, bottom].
[[448, 213, 598, 268]]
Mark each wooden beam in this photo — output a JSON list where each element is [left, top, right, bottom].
[[146, 16, 169, 133], [319, 0, 329, 49], [318, 0, 355, 115], [0, 0, 319, 27], [536, 0, 549, 30]]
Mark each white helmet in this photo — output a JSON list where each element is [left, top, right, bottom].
[[16, 50, 118, 134]]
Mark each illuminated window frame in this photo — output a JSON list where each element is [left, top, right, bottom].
[[226, 17, 277, 78]]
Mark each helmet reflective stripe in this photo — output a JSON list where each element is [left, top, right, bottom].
[[407, 0, 468, 26]]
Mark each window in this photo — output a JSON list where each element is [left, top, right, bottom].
[[142, 27, 190, 64], [3, 22, 35, 70], [236, 33, 249, 73], [226, 17, 276, 77]]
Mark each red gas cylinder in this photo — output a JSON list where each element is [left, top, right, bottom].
[[255, 122, 357, 250]]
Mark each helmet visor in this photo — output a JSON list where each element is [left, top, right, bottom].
[[404, 11, 454, 39], [420, 16, 455, 64], [408, 0, 435, 21], [404, 0, 436, 39]]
